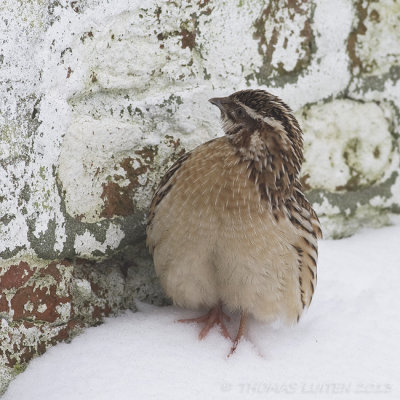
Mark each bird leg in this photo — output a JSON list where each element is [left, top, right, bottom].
[[178, 302, 231, 340], [228, 312, 248, 356]]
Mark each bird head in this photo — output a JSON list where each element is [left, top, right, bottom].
[[210, 89, 303, 173], [209, 89, 304, 201]]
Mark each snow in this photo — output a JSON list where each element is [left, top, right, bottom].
[[4, 224, 400, 400]]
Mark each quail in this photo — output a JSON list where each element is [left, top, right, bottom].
[[146, 89, 322, 354]]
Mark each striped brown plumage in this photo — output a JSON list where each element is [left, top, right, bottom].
[[146, 89, 322, 354]]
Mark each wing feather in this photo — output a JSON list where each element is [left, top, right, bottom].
[[147, 151, 192, 227]]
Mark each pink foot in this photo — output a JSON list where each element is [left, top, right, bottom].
[[178, 303, 231, 340], [228, 312, 248, 357]]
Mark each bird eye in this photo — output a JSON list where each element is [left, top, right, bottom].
[[235, 108, 245, 119]]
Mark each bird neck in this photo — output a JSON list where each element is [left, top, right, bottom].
[[228, 127, 303, 208]]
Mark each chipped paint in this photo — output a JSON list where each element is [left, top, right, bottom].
[[298, 99, 396, 192], [251, 0, 314, 83], [73, 224, 125, 259], [349, 0, 400, 77], [0, 255, 137, 394]]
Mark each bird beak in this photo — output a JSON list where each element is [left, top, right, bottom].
[[209, 97, 230, 113]]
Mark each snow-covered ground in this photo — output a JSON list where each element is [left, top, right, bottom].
[[4, 224, 400, 400]]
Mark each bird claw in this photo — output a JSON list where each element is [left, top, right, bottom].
[[178, 304, 231, 340], [227, 312, 248, 357], [178, 307, 248, 356], [227, 339, 240, 357]]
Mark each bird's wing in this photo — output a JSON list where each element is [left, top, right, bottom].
[[290, 181, 323, 240], [287, 181, 322, 312], [147, 150, 192, 227]]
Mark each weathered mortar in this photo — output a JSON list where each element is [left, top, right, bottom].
[[1, 0, 400, 394]]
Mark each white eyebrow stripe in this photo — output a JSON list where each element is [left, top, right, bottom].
[[235, 100, 263, 120], [235, 100, 285, 132], [263, 117, 285, 131]]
